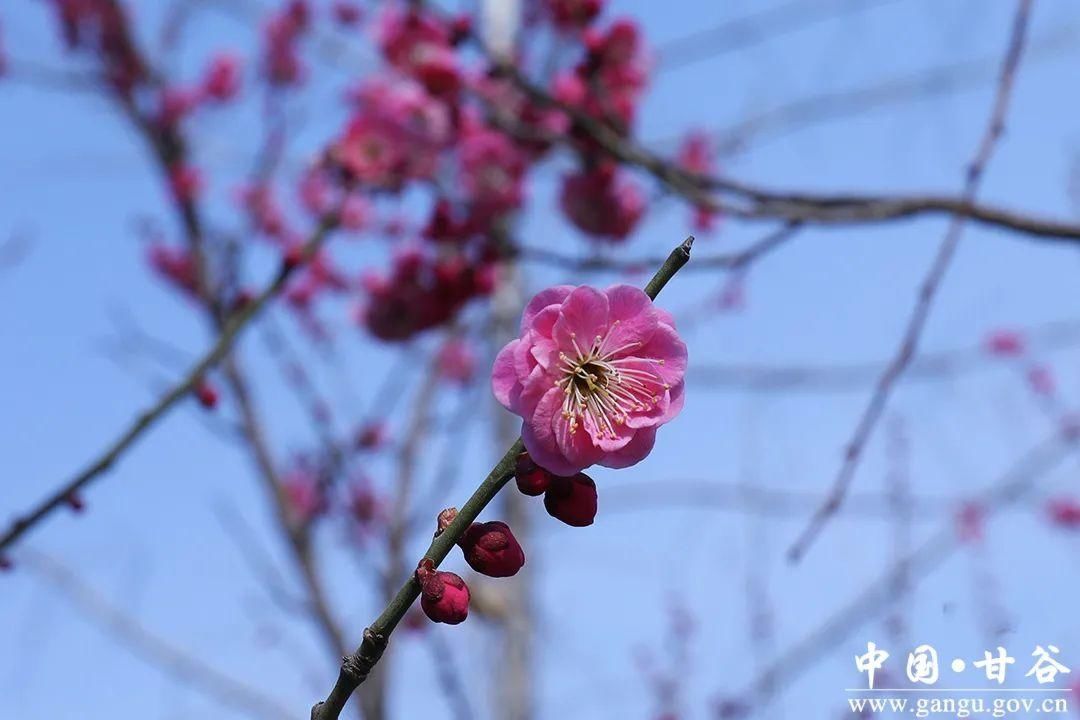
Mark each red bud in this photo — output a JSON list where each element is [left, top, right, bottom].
[[65, 492, 85, 513], [194, 380, 218, 409], [417, 560, 470, 625], [514, 452, 550, 496], [543, 473, 597, 527], [458, 521, 525, 577]]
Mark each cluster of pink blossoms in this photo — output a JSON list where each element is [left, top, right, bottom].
[[359, 247, 495, 341]]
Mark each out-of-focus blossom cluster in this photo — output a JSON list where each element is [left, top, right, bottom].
[[37, 0, 720, 346]]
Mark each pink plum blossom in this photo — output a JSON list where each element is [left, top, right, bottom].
[[560, 163, 645, 241], [492, 285, 687, 475]]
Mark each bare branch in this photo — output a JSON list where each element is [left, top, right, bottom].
[[725, 429, 1072, 717], [0, 214, 338, 556], [787, 0, 1036, 562], [490, 44, 1080, 245]]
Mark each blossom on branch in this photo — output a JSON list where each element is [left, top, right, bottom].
[[493, 284, 687, 475]]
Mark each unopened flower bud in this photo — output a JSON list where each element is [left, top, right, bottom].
[[194, 379, 218, 409], [543, 472, 597, 527], [514, 452, 550, 496], [65, 492, 85, 513], [458, 521, 525, 577], [416, 560, 470, 625], [436, 507, 458, 536]]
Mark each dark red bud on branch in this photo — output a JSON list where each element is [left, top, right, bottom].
[[416, 560, 470, 625], [458, 521, 525, 577], [514, 452, 550, 496], [282, 244, 304, 271], [194, 380, 218, 409], [65, 492, 85, 513], [543, 472, 597, 527]]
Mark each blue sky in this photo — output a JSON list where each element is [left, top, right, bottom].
[[2, 1, 1080, 718]]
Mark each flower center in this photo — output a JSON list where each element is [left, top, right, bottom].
[[556, 321, 668, 439]]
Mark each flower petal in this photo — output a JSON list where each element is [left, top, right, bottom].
[[636, 322, 687, 385], [599, 427, 657, 469], [601, 284, 658, 355], [553, 286, 610, 352], [520, 387, 581, 475], [491, 339, 522, 410], [521, 285, 574, 334]]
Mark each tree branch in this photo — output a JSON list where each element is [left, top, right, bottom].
[[0, 214, 338, 556], [725, 428, 1073, 717], [786, 0, 1036, 562], [309, 235, 695, 720], [490, 37, 1080, 245]]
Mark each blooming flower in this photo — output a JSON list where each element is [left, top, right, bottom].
[[493, 285, 687, 475]]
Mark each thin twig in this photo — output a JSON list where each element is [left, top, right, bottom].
[[727, 428, 1072, 717], [518, 223, 798, 273], [309, 236, 695, 720], [490, 45, 1080, 245], [654, 0, 902, 72], [0, 215, 338, 556], [787, 0, 1036, 562]]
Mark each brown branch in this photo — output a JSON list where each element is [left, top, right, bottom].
[[786, 0, 1036, 562], [0, 214, 337, 556], [309, 236, 696, 720], [22, 550, 294, 720], [490, 46, 1080, 245]]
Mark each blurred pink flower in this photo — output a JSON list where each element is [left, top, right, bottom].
[[545, 0, 603, 30], [983, 328, 1025, 357], [201, 53, 241, 102], [492, 285, 686, 475], [437, 338, 477, 385], [560, 163, 645, 241], [1047, 497, 1080, 529]]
